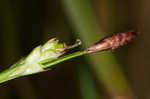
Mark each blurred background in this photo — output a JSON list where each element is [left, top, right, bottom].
[[0, 0, 148, 99]]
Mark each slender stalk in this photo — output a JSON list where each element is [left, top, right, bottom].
[[77, 59, 100, 99], [42, 51, 84, 68], [0, 51, 84, 83], [63, 0, 136, 98], [0, 31, 137, 84]]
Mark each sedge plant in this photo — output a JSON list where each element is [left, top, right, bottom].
[[0, 31, 138, 84]]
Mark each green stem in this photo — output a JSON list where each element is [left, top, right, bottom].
[[0, 63, 24, 83], [63, 0, 135, 98], [0, 51, 84, 83], [42, 51, 84, 68]]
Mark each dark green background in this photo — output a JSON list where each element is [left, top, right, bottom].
[[0, 0, 148, 99]]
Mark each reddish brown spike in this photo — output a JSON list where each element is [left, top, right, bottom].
[[84, 30, 139, 54]]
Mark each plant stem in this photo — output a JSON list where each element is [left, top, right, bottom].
[[42, 51, 84, 68], [0, 30, 137, 84], [0, 63, 24, 83], [0, 51, 84, 84], [63, 0, 135, 98]]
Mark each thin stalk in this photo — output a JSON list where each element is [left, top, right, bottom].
[[77, 59, 100, 99], [0, 31, 137, 84], [0, 51, 84, 83], [42, 51, 84, 68], [0, 51, 84, 84], [63, 0, 136, 98]]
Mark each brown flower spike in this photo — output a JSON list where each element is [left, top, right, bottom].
[[84, 30, 139, 54]]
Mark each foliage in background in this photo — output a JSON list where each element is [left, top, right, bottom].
[[0, 0, 145, 99]]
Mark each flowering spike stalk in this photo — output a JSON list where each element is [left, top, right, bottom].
[[0, 30, 138, 84], [84, 30, 139, 54], [42, 30, 138, 69], [0, 38, 81, 83]]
